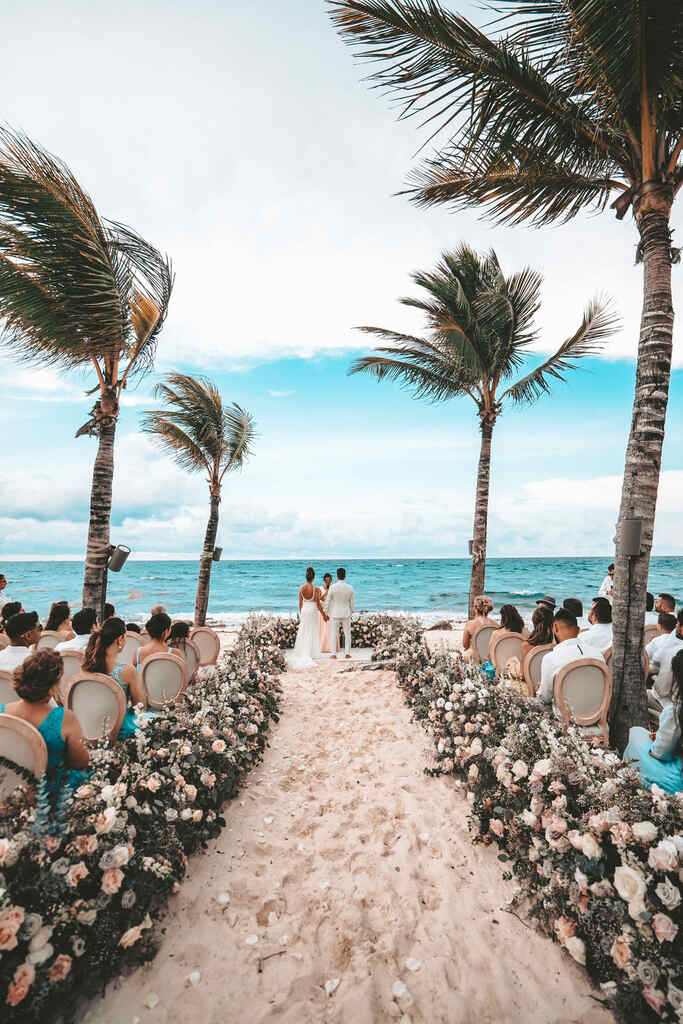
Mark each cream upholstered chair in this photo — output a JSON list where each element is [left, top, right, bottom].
[[141, 653, 186, 709], [57, 650, 84, 705], [0, 713, 48, 798], [65, 673, 126, 742], [522, 644, 554, 697], [0, 669, 17, 704], [489, 630, 524, 675], [178, 638, 200, 681], [603, 646, 649, 678], [553, 658, 612, 745], [643, 624, 659, 647], [117, 631, 144, 666], [35, 630, 64, 651], [470, 623, 497, 666], [190, 627, 220, 666]]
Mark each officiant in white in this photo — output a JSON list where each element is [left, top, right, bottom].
[[326, 568, 355, 660]]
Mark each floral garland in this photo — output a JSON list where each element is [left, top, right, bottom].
[[393, 630, 683, 1023], [265, 612, 420, 651], [0, 618, 283, 1022]]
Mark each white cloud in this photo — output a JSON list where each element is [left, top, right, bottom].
[[268, 389, 295, 398]]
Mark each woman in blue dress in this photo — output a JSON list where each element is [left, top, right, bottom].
[[82, 617, 150, 739], [623, 649, 683, 794], [0, 649, 89, 788]]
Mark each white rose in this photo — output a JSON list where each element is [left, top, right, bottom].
[[614, 865, 647, 907], [656, 878, 681, 911], [0, 838, 18, 867], [521, 810, 537, 827], [468, 764, 479, 780], [532, 758, 552, 777], [470, 738, 483, 756], [29, 925, 54, 951], [580, 834, 602, 860], [111, 845, 130, 868], [530, 797, 544, 816], [632, 821, 657, 844], [565, 937, 586, 965], [100, 784, 117, 805], [512, 760, 529, 780]]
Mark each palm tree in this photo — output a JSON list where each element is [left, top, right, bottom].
[[350, 245, 616, 612], [142, 373, 256, 625], [0, 129, 172, 614], [331, 0, 683, 747]]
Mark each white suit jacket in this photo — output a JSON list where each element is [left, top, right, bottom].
[[325, 581, 355, 619]]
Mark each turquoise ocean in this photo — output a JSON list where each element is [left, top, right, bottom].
[[3, 557, 683, 627]]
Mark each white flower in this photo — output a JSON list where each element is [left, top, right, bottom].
[[655, 877, 681, 911], [565, 937, 586, 965], [470, 738, 483, 756], [521, 810, 537, 827], [532, 758, 552, 777], [512, 760, 528, 780], [468, 764, 478, 780], [580, 834, 602, 861], [632, 821, 657, 844], [100, 784, 117, 805], [614, 865, 647, 908]]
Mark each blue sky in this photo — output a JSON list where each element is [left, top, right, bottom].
[[0, 0, 682, 559]]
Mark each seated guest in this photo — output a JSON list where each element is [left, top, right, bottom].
[[645, 592, 658, 625], [1, 601, 22, 637], [598, 563, 614, 602], [646, 611, 683, 711], [581, 597, 613, 653], [656, 592, 676, 615], [44, 601, 75, 640], [0, 650, 89, 788], [169, 620, 191, 651], [150, 604, 167, 616], [56, 608, 98, 652], [135, 612, 184, 669], [563, 597, 583, 620], [624, 649, 683, 794], [521, 605, 554, 660], [497, 604, 526, 636], [536, 609, 604, 716], [82, 618, 148, 739], [103, 602, 115, 620], [462, 596, 497, 652], [0, 612, 41, 670], [126, 622, 142, 634], [536, 595, 556, 613]]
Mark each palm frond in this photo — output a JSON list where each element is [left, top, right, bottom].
[[350, 350, 475, 401], [221, 404, 258, 478], [140, 412, 210, 475]]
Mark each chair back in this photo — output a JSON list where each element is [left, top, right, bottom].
[[0, 670, 16, 705], [522, 644, 553, 697], [490, 630, 524, 675], [603, 646, 649, 678], [35, 630, 64, 651], [644, 624, 659, 646], [190, 627, 220, 666], [141, 654, 186, 709], [470, 623, 497, 666], [117, 631, 144, 666], [554, 658, 611, 744], [65, 673, 126, 742], [57, 651, 84, 704], [178, 639, 200, 679], [0, 713, 48, 798]]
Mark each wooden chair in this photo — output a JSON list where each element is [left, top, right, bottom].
[[489, 630, 524, 675], [177, 638, 200, 681], [469, 623, 497, 666], [643, 624, 660, 647], [190, 626, 220, 666], [522, 644, 554, 697], [35, 630, 64, 651], [117, 631, 144, 666], [0, 713, 48, 798], [65, 673, 126, 742], [57, 651, 84, 705], [554, 658, 612, 746], [604, 646, 649, 678], [0, 669, 16, 704], [141, 653, 187, 709]]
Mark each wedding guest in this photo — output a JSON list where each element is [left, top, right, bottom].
[[83, 618, 148, 739], [646, 611, 683, 711], [645, 592, 658, 625], [44, 600, 75, 640], [624, 649, 683, 794], [135, 612, 183, 669], [463, 596, 496, 652], [497, 604, 525, 636], [536, 609, 604, 716], [319, 573, 334, 654], [126, 622, 142, 633], [169, 620, 191, 653], [580, 597, 613, 653], [598, 563, 615, 603], [1, 601, 22, 637], [56, 608, 98, 653], [521, 605, 554, 660], [0, 573, 11, 611], [0, 612, 41, 671], [103, 602, 115, 620], [562, 597, 583, 621], [656, 593, 676, 614], [0, 650, 89, 788], [150, 604, 167, 615], [536, 595, 556, 613]]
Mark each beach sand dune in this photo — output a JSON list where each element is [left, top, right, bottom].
[[85, 659, 608, 1024]]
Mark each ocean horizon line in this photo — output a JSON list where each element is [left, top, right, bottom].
[[1, 553, 677, 563]]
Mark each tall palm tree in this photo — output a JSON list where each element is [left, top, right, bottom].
[[142, 373, 256, 625], [351, 245, 617, 611], [0, 129, 172, 613], [331, 0, 683, 747]]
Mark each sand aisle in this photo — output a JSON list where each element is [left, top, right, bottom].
[[86, 658, 609, 1024]]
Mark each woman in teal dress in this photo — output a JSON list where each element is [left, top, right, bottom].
[[623, 650, 683, 794], [0, 649, 89, 789], [82, 617, 151, 739]]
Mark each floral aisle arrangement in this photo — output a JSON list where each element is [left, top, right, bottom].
[[394, 631, 683, 1023], [266, 613, 412, 651], [0, 621, 283, 1023], [370, 616, 424, 663]]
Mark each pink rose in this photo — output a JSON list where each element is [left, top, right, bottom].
[[6, 963, 35, 1006], [482, 724, 491, 735], [489, 818, 505, 837], [588, 813, 608, 833], [642, 986, 666, 1016], [610, 936, 631, 968], [609, 822, 632, 845], [44, 837, 61, 853], [246, 724, 258, 736], [648, 840, 678, 873], [464, 722, 475, 734], [66, 862, 89, 888], [192, 810, 203, 823], [553, 917, 575, 944], [0, 906, 24, 950], [652, 913, 679, 943], [75, 835, 98, 855], [75, 784, 95, 799], [184, 784, 197, 802], [94, 807, 117, 834], [49, 954, 72, 983], [212, 739, 226, 754], [119, 925, 143, 948], [101, 868, 125, 895], [144, 774, 162, 793]]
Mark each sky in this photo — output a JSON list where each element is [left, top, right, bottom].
[[0, 0, 681, 560]]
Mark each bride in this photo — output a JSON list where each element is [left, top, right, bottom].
[[289, 567, 328, 669]]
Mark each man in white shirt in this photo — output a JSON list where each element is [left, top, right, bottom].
[[537, 608, 604, 716], [598, 563, 615, 603], [646, 611, 683, 710], [325, 568, 355, 660], [56, 608, 98, 653], [0, 574, 11, 612], [0, 611, 41, 671], [655, 592, 676, 615], [581, 597, 613, 653]]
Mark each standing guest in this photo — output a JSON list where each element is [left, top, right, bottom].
[[0, 612, 41, 671], [646, 611, 683, 711], [0, 650, 89, 788], [581, 597, 613, 653], [150, 605, 167, 615], [645, 592, 658, 625], [56, 608, 98, 653], [103, 602, 115, 620], [521, 605, 554, 661], [82, 618, 148, 739], [126, 622, 142, 634], [536, 609, 604, 716], [45, 601, 75, 641], [319, 573, 334, 654], [656, 593, 676, 615], [135, 612, 183, 669], [0, 573, 11, 611], [599, 564, 615, 603], [463, 596, 497, 652], [624, 649, 683, 794]]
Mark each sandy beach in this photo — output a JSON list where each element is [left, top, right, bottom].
[[83, 654, 608, 1024]]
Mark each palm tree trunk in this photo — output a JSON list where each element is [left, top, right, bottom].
[[468, 416, 494, 617], [82, 419, 116, 614], [194, 490, 220, 626], [610, 196, 675, 751]]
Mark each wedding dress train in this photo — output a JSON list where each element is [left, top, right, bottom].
[[288, 590, 322, 669]]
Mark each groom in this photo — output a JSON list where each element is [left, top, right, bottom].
[[326, 567, 355, 660]]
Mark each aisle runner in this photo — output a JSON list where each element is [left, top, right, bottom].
[[86, 661, 608, 1024]]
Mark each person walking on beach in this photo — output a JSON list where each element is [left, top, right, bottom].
[[326, 568, 355, 660]]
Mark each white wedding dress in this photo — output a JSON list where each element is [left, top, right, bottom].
[[288, 589, 322, 669]]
